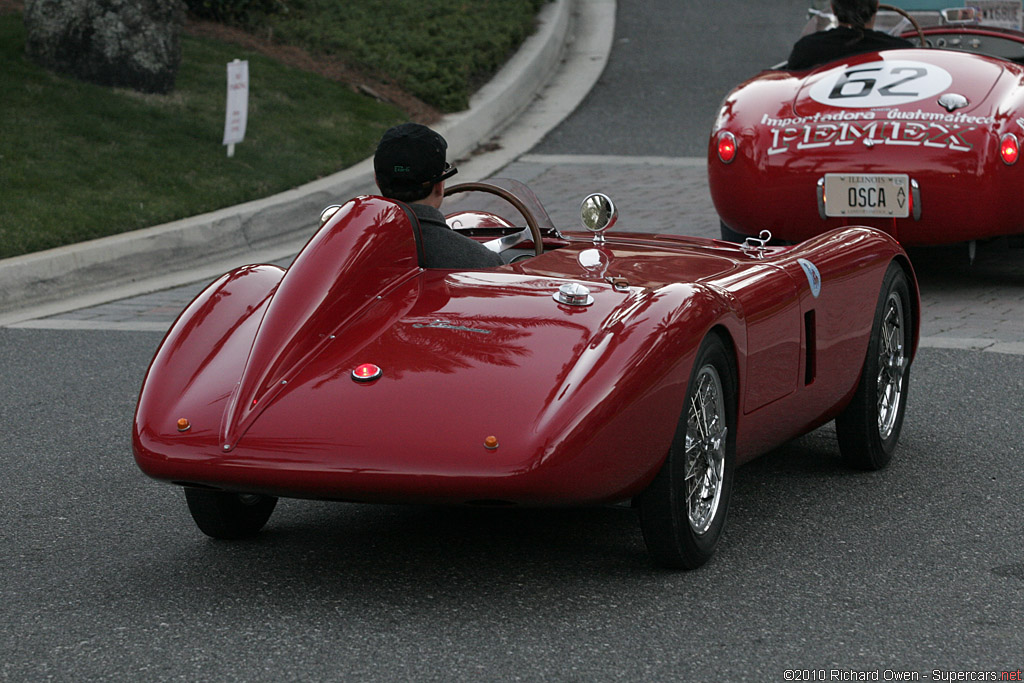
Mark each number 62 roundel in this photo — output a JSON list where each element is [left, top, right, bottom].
[[809, 60, 953, 108]]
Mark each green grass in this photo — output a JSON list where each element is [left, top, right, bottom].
[[0, 14, 405, 258], [0, 1, 546, 259], [259, 0, 549, 112]]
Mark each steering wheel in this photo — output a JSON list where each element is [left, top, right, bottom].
[[879, 3, 927, 47], [444, 181, 544, 256]]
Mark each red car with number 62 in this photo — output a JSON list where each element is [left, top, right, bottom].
[[709, 3, 1024, 257]]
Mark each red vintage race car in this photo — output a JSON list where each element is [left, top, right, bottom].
[[709, 2, 1024, 257], [133, 179, 920, 569]]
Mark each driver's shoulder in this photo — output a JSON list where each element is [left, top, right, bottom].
[[407, 201, 446, 224], [865, 28, 914, 49]]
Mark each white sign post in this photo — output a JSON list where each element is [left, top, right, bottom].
[[223, 59, 249, 157]]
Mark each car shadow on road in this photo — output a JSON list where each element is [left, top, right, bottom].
[[124, 430, 869, 586], [908, 239, 1024, 288]]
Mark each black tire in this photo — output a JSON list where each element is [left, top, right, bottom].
[[719, 221, 749, 243], [184, 488, 277, 539], [638, 334, 737, 569], [835, 262, 913, 470]]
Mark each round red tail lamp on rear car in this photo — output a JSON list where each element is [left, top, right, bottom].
[[717, 131, 737, 164], [351, 363, 382, 382], [1000, 133, 1019, 165]]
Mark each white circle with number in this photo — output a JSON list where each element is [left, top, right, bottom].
[[809, 60, 952, 108]]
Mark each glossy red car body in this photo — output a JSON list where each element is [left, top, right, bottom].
[[133, 183, 919, 515], [709, 20, 1024, 246]]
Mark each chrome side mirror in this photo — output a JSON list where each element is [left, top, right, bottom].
[[580, 193, 617, 244], [319, 204, 342, 227], [941, 7, 979, 24], [806, 7, 837, 31]]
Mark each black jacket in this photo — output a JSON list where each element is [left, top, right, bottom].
[[787, 27, 913, 70], [409, 203, 503, 269]]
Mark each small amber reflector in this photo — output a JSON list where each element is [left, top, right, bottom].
[[1001, 133, 1019, 165], [352, 363, 382, 382], [484, 435, 499, 450], [176, 418, 191, 432], [717, 131, 737, 164]]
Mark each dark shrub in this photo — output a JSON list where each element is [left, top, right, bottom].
[[185, 0, 287, 26]]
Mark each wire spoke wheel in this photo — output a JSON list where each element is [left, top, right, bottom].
[[638, 334, 736, 569], [876, 291, 907, 441], [836, 262, 914, 470], [684, 366, 728, 534]]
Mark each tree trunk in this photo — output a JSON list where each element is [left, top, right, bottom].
[[24, 0, 185, 94]]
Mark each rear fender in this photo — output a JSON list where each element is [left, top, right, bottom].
[[133, 264, 284, 464], [135, 195, 425, 466]]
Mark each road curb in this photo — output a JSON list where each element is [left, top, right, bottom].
[[0, 0, 578, 321]]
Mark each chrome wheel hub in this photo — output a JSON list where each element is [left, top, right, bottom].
[[877, 291, 907, 440], [684, 364, 728, 535]]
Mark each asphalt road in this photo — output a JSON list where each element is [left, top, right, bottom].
[[3, 0, 1024, 680], [3, 332, 1022, 679], [536, 0, 811, 157]]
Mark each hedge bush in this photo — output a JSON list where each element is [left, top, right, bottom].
[[184, 0, 288, 26], [185, 0, 550, 112], [261, 0, 549, 112]]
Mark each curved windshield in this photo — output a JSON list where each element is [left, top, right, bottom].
[[442, 178, 556, 230], [807, 0, 1024, 34], [801, 1, 1024, 63]]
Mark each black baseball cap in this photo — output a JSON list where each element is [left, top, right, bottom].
[[373, 123, 458, 193]]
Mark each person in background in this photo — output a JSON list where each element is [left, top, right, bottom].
[[787, 0, 913, 70]]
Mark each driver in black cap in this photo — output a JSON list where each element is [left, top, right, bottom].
[[374, 123, 503, 269]]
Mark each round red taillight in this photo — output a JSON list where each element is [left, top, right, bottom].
[[717, 131, 737, 164], [351, 363, 382, 382], [1000, 133, 1019, 165]]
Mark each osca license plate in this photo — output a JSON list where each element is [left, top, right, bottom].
[[823, 173, 910, 218]]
